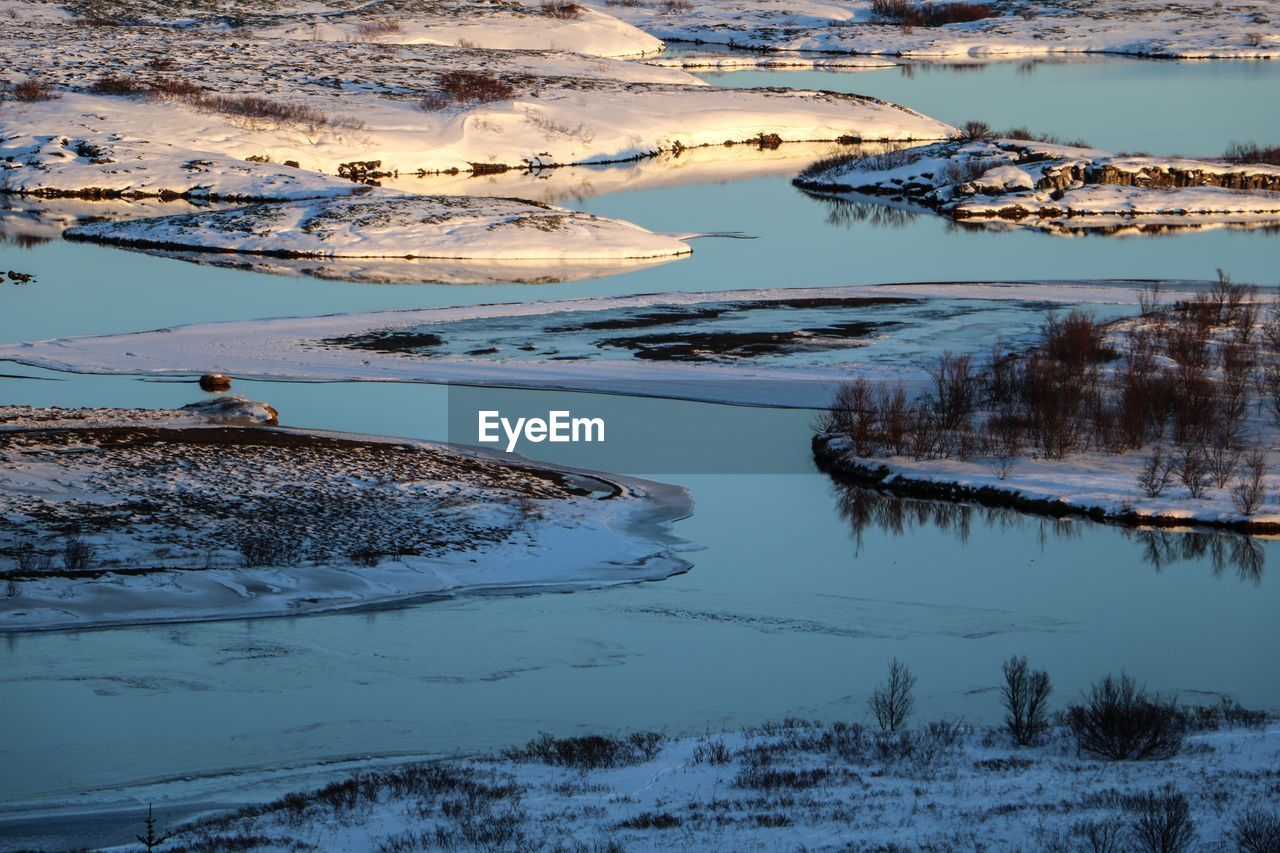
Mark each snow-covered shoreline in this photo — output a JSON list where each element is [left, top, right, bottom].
[[594, 0, 1280, 60], [813, 431, 1280, 533], [0, 281, 1162, 407], [105, 717, 1280, 851], [0, 402, 694, 632], [794, 138, 1280, 233]]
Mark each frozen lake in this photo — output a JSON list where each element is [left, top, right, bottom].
[[2, 57, 1279, 846]]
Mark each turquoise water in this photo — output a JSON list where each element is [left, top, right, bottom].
[[1, 59, 1279, 841]]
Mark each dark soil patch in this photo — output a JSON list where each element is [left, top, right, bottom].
[[599, 321, 899, 361]]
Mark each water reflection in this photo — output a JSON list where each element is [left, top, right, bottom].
[[813, 195, 919, 229], [834, 485, 1265, 584]]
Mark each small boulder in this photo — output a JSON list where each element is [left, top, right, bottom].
[[199, 373, 233, 392]]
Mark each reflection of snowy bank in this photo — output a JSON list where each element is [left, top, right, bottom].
[[0, 281, 1153, 407], [0, 403, 693, 632]]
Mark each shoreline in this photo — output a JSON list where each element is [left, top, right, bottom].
[[812, 432, 1280, 534]]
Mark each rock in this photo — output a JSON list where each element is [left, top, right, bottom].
[[182, 396, 279, 426], [199, 373, 233, 391]]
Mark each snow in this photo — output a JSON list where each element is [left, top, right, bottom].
[[0, 281, 1157, 407], [797, 138, 1280, 231], [0, 9, 956, 197], [62, 191, 694, 260], [250, 2, 666, 59], [646, 53, 897, 70], [0, 403, 694, 631], [113, 718, 1280, 851], [592, 0, 1280, 59]]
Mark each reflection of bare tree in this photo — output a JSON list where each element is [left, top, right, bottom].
[[814, 196, 919, 230], [1127, 528, 1264, 584], [833, 484, 1266, 583]]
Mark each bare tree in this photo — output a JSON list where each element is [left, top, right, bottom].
[[1128, 787, 1197, 853], [62, 538, 95, 572], [1175, 445, 1210, 499], [1137, 447, 1175, 498], [869, 658, 917, 733], [1137, 282, 1162, 317], [1232, 445, 1269, 516], [1001, 655, 1053, 746]]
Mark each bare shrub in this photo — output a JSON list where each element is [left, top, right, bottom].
[[691, 739, 732, 765], [1137, 447, 1175, 498], [869, 658, 916, 733], [1233, 808, 1280, 853], [1066, 673, 1185, 760], [237, 532, 302, 567], [1175, 444, 1210, 498], [871, 0, 994, 25], [4, 576, 18, 597], [149, 76, 203, 98], [195, 94, 363, 132], [939, 156, 993, 185], [961, 119, 993, 141], [420, 71, 515, 110], [1043, 309, 1112, 367], [928, 351, 976, 431], [1071, 819, 1125, 853], [659, 0, 694, 12], [346, 547, 382, 568], [1127, 787, 1197, 853], [1223, 140, 1280, 166], [1231, 445, 1268, 515], [540, 1, 583, 18], [10, 78, 59, 101], [1001, 655, 1052, 746], [89, 73, 147, 96], [13, 543, 54, 573], [63, 538, 95, 572], [1138, 282, 1163, 316], [506, 732, 662, 769], [354, 17, 401, 38]]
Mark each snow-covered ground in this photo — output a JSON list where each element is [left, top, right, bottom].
[[131, 717, 1280, 851], [0, 4, 955, 190], [795, 138, 1280, 233], [0, 402, 693, 631], [593, 0, 1280, 59], [62, 191, 694, 260], [0, 281, 1154, 406]]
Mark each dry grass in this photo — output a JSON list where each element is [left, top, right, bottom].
[[870, 0, 996, 27], [9, 78, 59, 102], [540, 1, 582, 18], [88, 73, 148, 95], [419, 71, 515, 110]]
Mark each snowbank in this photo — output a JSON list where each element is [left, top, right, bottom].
[[795, 138, 1280, 232], [0, 11, 955, 199], [252, 2, 665, 59], [134, 718, 1280, 851], [0, 403, 693, 631], [596, 0, 1280, 59]]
